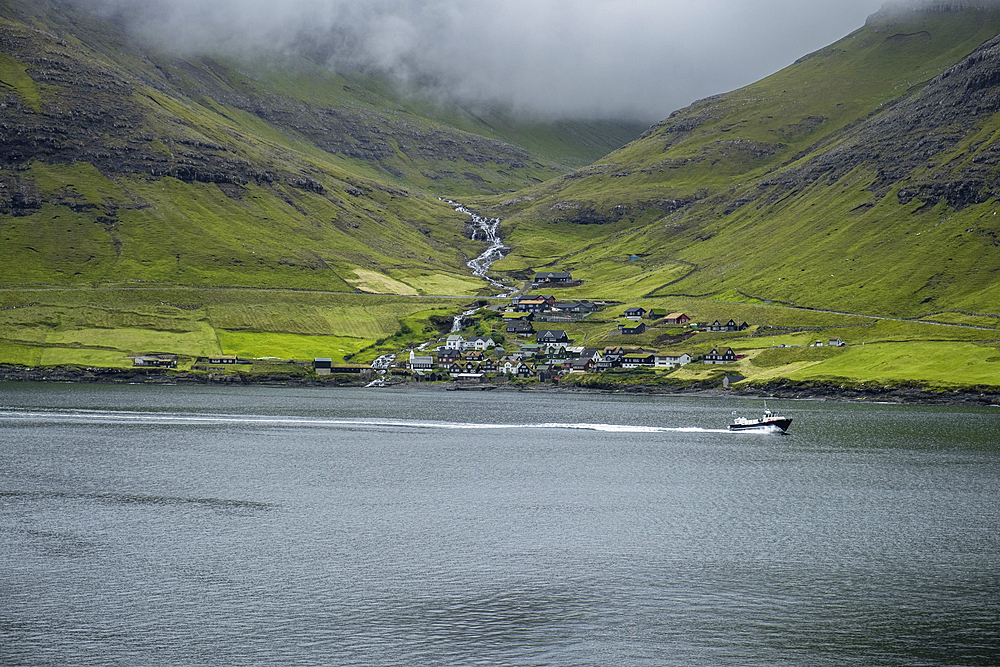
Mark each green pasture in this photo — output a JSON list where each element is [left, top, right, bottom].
[[0, 287, 463, 368], [476, 10, 1000, 320], [215, 331, 370, 363], [784, 341, 1000, 388]]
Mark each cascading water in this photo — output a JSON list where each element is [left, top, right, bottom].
[[442, 199, 512, 297], [451, 307, 480, 333]]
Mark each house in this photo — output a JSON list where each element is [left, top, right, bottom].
[[464, 350, 485, 363], [436, 348, 463, 366], [618, 322, 646, 335], [514, 298, 551, 313], [554, 301, 598, 315], [664, 313, 691, 325], [703, 348, 737, 364], [506, 319, 535, 335], [569, 356, 597, 372], [515, 344, 543, 359], [409, 355, 434, 371], [444, 334, 465, 350], [707, 319, 749, 332], [207, 354, 242, 364], [537, 330, 570, 344], [330, 364, 370, 375], [655, 353, 693, 368], [595, 353, 623, 370], [313, 357, 333, 375], [623, 307, 647, 320], [499, 356, 534, 376], [533, 272, 573, 284], [535, 364, 558, 381], [621, 353, 655, 368], [829, 337, 846, 347], [499, 356, 519, 374], [479, 358, 499, 374], [547, 357, 571, 371], [512, 294, 556, 306], [722, 375, 746, 388], [134, 355, 177, 368], [553, 301, 598, 314], [464, 336, 496, 351]]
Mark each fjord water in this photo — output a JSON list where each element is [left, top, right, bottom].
[[1, 384, 998, 666]]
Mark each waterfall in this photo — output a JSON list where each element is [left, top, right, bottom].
[[451, 307, 481, 333], [441, 199, 512, 296]]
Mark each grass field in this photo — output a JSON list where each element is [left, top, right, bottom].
[[1, 285, 997, 390], [0, 287, 468, 367]]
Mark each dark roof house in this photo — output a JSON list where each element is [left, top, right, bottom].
[[537, 330, 570, 344], [533, 272, 573, 284]]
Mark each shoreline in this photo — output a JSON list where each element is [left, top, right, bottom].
[[2, 364, 998, 406]]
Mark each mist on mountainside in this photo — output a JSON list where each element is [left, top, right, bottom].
[[65, 0, 895, 122]]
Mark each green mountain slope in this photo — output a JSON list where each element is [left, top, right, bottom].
[[484, 4, 1000, 319], [0, 0, 643, 293]]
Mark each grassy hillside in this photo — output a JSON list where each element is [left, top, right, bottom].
[[480, 7, 1000, 320], [2, 0, 999, 392], [0, 287, 467, 367], [0, 0, 644, 295]]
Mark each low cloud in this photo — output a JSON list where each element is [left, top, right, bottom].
[[77, 0, 896, 121]]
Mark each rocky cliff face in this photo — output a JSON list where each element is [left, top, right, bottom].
[[761, 32, 1000, 211], [0, 18, 535, 193], [1, 0, 610, 225], [518, 3, 1000, 229]]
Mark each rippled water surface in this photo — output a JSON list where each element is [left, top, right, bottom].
[[1, 383, 998, 666]]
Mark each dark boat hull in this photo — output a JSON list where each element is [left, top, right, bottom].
[[729, 418, 792, 433]]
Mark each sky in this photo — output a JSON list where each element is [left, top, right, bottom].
[[78, 0, 904, 121]]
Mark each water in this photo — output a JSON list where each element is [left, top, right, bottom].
[[442, 199, 511, 295], [1, 383, 998, 666]]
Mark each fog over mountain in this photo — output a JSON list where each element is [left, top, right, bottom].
[[72, 0, 943, 121]]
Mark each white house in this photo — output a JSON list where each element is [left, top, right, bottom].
[[444, 334, 465, 350], [463, 336, 496, 351], [409, 355, 434, 370], [655, 353, 693, 368], [621, 353, 655, 368]]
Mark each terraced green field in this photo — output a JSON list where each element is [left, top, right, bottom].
[[0, 288, 469, 366]]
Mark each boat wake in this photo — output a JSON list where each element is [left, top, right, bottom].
[[0, 408, 732, 433]]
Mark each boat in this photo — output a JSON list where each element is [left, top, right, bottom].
[[728, 403, 792, 433]]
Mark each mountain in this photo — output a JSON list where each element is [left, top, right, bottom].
[[483, 2, 1000, 318], [0, 0, 644, 293]]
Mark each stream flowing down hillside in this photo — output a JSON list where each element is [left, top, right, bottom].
[[451, 307, 481, 333], [443, 199, 511, 295]]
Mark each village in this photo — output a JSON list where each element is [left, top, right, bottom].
[[131, 271, 847, 385], [345, 271, 844, 385]]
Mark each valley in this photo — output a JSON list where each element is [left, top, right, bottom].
[[1, 0, 999, 397]]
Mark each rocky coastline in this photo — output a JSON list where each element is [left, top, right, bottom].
[[1, 364, 997, 406]]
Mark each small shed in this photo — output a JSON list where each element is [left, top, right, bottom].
[[313, 357, 333, 375]]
